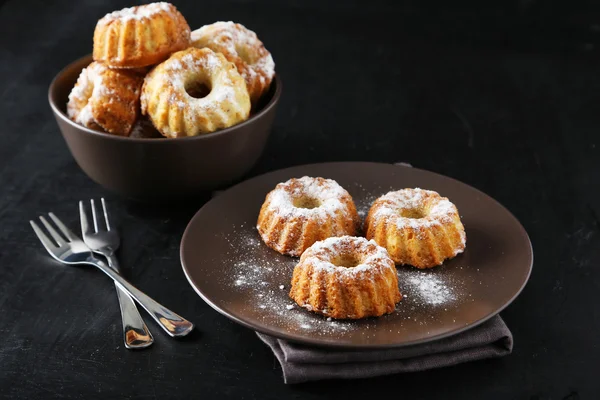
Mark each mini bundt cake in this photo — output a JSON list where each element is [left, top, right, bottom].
[[67, 61, 143, 136], [364, 188, 466, 268], [93, 2, 191, 68], [257, 177, 360, 256], [141, 47, 251, 137], [289, 236, 401, 319], [191, 21, 275, 105]]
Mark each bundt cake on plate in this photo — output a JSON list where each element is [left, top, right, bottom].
[[365, 188, 466, 268], [289, 236, 401, 319], [257, 177, 360, 256]]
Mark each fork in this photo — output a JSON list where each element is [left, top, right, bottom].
[[30, 212, 194, 338], [79, 199, 153, 349]]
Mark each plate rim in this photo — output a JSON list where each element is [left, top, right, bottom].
[[180, 161, 533, 349]]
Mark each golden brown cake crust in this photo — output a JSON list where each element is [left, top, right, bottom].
[[364, 188, 466, 268], [93, 2, 191, 68], [140, 48, 251, 137], [67, 62, 143, 136], [191, 21, 275, 105], [257, 177, 360, 257], [289, 236, 401, 319]]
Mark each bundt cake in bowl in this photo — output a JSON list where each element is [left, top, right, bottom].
[[48, 54, 281, 200], [141, 48, 251, 137], [289, 236, 402, 319], [93, 2, 191, 68], [365, 188, 466, 268]]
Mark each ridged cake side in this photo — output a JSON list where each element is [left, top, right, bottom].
[[257, 177, 360, 256], [365, 188, 466, 268], [93, 2, 191, 68], [141, 48, 251, 137], [289, 236, 401, 319]]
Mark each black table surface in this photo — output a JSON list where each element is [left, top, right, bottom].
[[1, 0, 599, 398]]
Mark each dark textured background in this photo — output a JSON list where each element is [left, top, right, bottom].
[[1, 0, 599, 398]]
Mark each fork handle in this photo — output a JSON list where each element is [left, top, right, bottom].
[[105, 255, 154, 348], [89, 258, 194, 337], [115, 285, 154, 348]]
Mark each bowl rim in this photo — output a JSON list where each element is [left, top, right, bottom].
[[48, 54, 282, 143]]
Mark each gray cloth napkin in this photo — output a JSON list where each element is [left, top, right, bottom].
[[256, 315, 512, 384]]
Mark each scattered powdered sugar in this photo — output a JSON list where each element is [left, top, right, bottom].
[[355, 192, 378, 219], [101, 2, 173, 22], [404, 272, 455, 305], [350, 182, 394, 219]]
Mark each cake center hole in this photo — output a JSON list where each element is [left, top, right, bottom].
[[293, 196, 321, 209], [399, 208, 426, 219], [185, 81, 211, 99], [332, 254, 362, 269]]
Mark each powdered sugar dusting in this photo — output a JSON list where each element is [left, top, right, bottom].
[[101, 2, 173, 22], [261, 176, 351, 222], [303, 236, 394, 277], [370, 188, 461, 231], [67, 62, 107, 125], [67, 69, 91, 106], [76, 104, 95, 127], [161, 49, 237, 111]]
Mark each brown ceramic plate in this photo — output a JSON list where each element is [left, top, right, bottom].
[[180, 162, 533, 349]]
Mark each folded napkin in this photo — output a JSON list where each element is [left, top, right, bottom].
[[257, 315, 512, 384]]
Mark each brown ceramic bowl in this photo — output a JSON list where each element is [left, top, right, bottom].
[[48, 55, 281, 201]]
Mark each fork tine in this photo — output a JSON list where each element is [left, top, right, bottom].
[[79, 201, 92, 237], [90, 199, 99, 232], [101, 198, 111, 231], [30, 220, 57, 252], [39, 216, 66, 247], [49, 212, 77, 241]]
